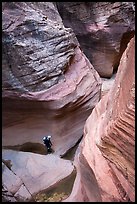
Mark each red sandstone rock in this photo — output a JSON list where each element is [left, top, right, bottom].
[[2, 2, 78, 93], [64, 36, 135, 202], [56, 2, 135, 77], [2, 2, 101, 156]]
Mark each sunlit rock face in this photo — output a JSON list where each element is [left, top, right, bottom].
[[56, 2, 135, 77], [2, 2, 101, 156], [64, 37, 135, 202]]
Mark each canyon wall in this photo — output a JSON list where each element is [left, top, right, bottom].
[[56, 2, 135, 77], [64, 36, 135, 202], [2, 2, 101, 156], [3, 2, 135, 202]]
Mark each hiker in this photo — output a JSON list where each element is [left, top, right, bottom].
[[43, 135, 53, 153]]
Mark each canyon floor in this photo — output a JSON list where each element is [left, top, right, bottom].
[[2, 74, 115, 202]]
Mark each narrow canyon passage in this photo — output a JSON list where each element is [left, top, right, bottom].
[[2, 73, 115, 202], [2, 2, 135, 202]]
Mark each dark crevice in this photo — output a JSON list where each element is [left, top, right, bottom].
[[113, 30, 135, 74], [3, 142, 47, 155], [60, 135, 83, 160]]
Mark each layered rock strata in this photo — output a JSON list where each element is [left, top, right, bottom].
[[2, 2, 101, 156], [64, 36, 135, 202], [56, 2, 135, 77]]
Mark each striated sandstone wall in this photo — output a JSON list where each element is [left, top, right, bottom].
[[2, 2, 78, 93], [56, 2, 135, 77], [64, 36, 135, 202], [2, 2, 101, 156]]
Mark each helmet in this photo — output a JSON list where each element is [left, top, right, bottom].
[[47, 135, 51, 139], [43, 136, 46, 140]]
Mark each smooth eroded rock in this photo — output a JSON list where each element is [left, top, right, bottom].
[[64, 36, 135, 202], [2, 150, 74, 201], [56, 2, 135, 77], [2, 3, 101, 156]]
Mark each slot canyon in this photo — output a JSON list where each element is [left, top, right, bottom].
[[2, 2, 135, 202]]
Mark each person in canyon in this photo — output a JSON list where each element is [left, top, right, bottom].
[[43, 135, 53, 154]]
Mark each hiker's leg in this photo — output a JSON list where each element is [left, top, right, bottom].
[[47, 147, 50, 153]]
